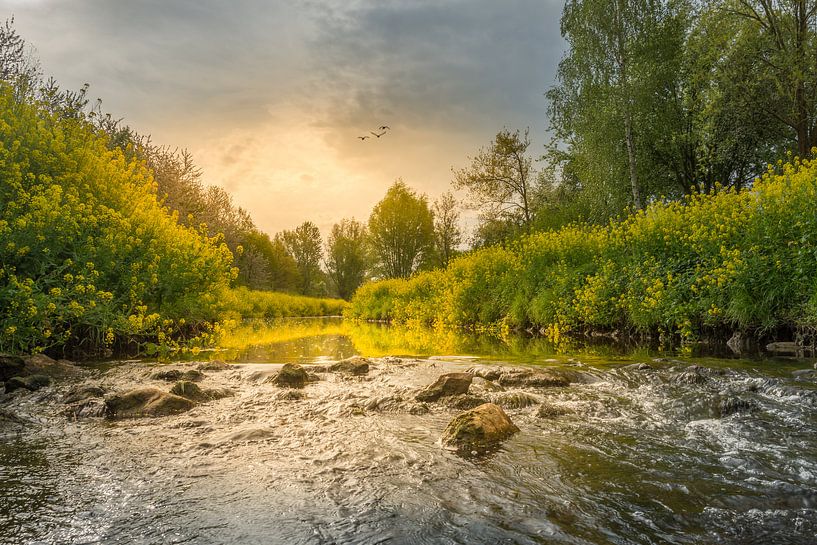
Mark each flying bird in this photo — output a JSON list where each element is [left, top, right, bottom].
[[370, 130, 387, 138], [358, 135, 370, 140], [378, 125, 390, 131]]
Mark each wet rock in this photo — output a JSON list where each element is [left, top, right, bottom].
[[196, 360, 230, 371], [306, 372, 321, 383], [364, 394, 405, 411], [416, 373, 473, 402], [621, 363, 652, 371], [23, 354, 81, 378], [792, 369, 817, 380], [441, 403, 519, 453], [497, 369, 569, 388], [329, 356, 370, 375], [0, 353, 26, 381], [536, 403, 572, 418], [65, 398, 107, 418], [5, 374, 51, 393], [727, 332, 746, 355], [105, 387, 195, 418], [151, 369, 204, 382], [471, 376, 504, 392], [268, 363, 309, 388], [445, 394, 490, 411], [716, 396, 756, 417], [653, 358, 689, 365], [276, 389, 307, 401], [674, 367, 707, 385], [63, 385, 106, 404], [466, 366, 503, 381], [382, 356, 403, 365], [170, 381, 234, 402], [409, 403, 430, 415], [493, 392, 540, 409], [766, 341, 800, 355]]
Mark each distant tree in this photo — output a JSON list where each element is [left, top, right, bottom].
[[453, 128, 538, 237], [432, 192, 462, 267], [0, 17, 39, 92], [280, 221, 324, 295], [368, 180, 434, 279], [237, 230, 300, 291], [325, 219, 369, 299]]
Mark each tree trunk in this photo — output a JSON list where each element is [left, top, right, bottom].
[[623, 107, 642, 209]]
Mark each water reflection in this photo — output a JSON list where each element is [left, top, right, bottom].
[[212, 318, 812, 374]]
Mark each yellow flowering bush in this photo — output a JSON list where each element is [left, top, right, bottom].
[[349, 153, 817, 342], [0, 84, 234, 354]]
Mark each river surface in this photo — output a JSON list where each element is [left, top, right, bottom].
[[2, 318, 817, 544]]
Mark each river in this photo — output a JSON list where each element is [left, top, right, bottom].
[[1, 318, 816, 544]]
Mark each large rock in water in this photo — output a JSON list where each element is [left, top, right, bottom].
[[329, 356, 370, 375], [269, 363, 309, 388], [0, 354, 26, 382], [416, 373, 473, 402], [105, 387, 195, 418], [170, 381, 233, 402], [5, 374, 51, 393], [441, 403, 519, 453]]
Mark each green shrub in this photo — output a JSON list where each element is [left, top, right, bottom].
[[349, 154, 817, 341]]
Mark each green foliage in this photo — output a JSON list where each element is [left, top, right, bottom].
[[237, 229, 300, 292], [280, 221, 325, 296], [0, 84, 235, 354], [217, 287, 347, 321], [349, 155, 817, 341], [453, 128, 538, 240], [368, 180, 434, 279], [325, 218, 369, 300]]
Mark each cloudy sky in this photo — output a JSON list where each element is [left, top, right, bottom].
[[3, 0, 565, 235]]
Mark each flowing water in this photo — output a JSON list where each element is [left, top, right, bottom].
[[2, 318, 817, 544]]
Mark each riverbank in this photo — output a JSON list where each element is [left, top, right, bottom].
[[348, 156, 817, 347]]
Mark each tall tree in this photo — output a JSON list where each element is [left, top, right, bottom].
[[325, 219, 369, 300], [368, 180, 434, 279], [280, 221, 324, 296], [722, 0, 817, 157], [453, 128, 538, 234], [432, 192, 462, 267], [547, 0, 689, 218], [237, 230, 300, 291]]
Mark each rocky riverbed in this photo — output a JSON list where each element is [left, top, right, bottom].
[[2, 352, 817, 544]]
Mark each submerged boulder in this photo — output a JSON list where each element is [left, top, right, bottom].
[[416, 373, 473, 402], [105, 387, 195, 418], [445, 394, 489, 411], [5, 374, 51, 393], [492, 392, 540, 410], [0, 353, 25, 382], [170, 381, 233, 402], [497, 369, 569, 388], [151, 368, 205, 382], [268, 363, 309, 388], [196, 360, 231, 372], [441, 403, 519, 453], [716, 396, 756, 417], [329, 356, 370, 376]]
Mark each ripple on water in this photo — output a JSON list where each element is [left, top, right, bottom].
[[2, 357, 817, 544]]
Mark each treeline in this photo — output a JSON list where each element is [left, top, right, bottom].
[[268, 181, 463, 300], [0, 20, 344, 356], [348, 157, 817, 341], [348, 0, 817, 340], [450, 0, 817, 244]]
